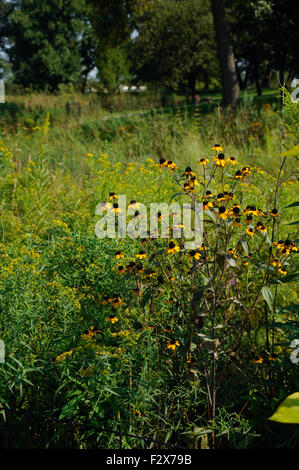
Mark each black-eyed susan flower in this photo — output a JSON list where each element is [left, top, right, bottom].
[[189, 175, 200, 187], [199, 158, 209, 165], [167, 340, 180, 350], [224, 191, 235, 200], [128, 200, 141, 209], [256, 222, 267, 233], [278, 267, 287, 275], [244, 205, 258, 216], [233, 217, 241, 227], [146, 269, 157, 278], [167, 241, 180, 254], [268, 354, 278, 362], [117, 265, 126, 274], [189, 249, 201, 260], [241, 166, 251, 177], [216, 192, 226, 202], [127, 261, 136, 271], [136, 263, 144, 274], [109, 192, 118, 200], [156, 211, 164, 222], [211, 144, 223, 152], [112, 202, 122, 214], [136, 250, 147, 260], [105, 315, 119, 324], [228, 156, 237, 165], [272, 258, 281, 267], [230, 204, 241, 217], [270, 208, 278, 217], [102, 295, 109, 305], [257, 209, 267, 217], [205, 190, 213, 197], [245, 215, 253, 225], [109, 295, 123, 307], [115, 251, 125, 259], [217, 206, 229, 220], [227, 248, 238, 259], [203, 200, 213, 210], [183, 182, 193, 191], [234, 170, 244, 180], [252, 356, 263, 364], [214, 153, 227, 167], [167, 160, 178, 170], [159, 158, 168, 168], [134, 409, 142, 418], [184, 166, 196, 177], [246, 227, 254, 237], [164, 325, 172, 333]]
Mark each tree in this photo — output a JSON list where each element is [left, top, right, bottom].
[[97, 46, 132, 93], [226, 0, 299, 94], [1, 0, 94, 91], [129, 0, 219, 96], [210, 0, 240, 107]]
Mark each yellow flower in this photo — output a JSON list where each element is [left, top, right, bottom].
[[167, 241, 180, 254], [136, 251, 147, 259], [214, 153, 228, 167], [167, 160, 178, 170], [109, 192, 118, 200], [167, 340, 180, 351], [203, 200, 213, 210], [115, 251, 125, 259], [189, 250, 201, 260], [256, 222, 267, 233], [105, 315, 119, 324], [217, 206, 229, 220], [211, 144, 223, 152], [228, 156, 237, 164], [199, 158, 209, 165], [252, 356, 263, 364], [246, 227, 254, 237], [278, 267, 287, 275]]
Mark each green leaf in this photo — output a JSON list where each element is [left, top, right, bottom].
[[268, 392, 299, 424], [279, 145, 299, 158], [271, 273, 299, 285], [285, 201, 299, 209], [286, 220, 299, 226], [261, 286, 274, 312]]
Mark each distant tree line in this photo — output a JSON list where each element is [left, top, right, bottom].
[[0, 0, 298, 106]]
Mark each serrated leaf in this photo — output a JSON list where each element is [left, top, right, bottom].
[[240, 239, 248, 256], [279, 145, 299, 158], [268, 392, 299, 424], [261, 286, 274, 312]]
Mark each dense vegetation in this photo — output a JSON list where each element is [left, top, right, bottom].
[[0, 90, 298, 448]]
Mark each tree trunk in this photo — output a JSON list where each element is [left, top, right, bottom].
[[210, 0, 240, 107], [254, 66, 262, 96]]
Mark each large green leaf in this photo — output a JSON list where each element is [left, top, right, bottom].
[[279, 145, 299, 158], [261, 286, 273, 312], [268, 392, 299, 424]]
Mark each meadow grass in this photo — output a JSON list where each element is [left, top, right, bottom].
[[0, 97, 298, 448]]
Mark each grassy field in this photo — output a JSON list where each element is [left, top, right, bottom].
[[0, 91, 298, 448]]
